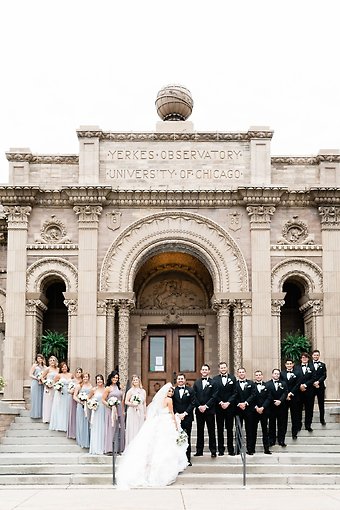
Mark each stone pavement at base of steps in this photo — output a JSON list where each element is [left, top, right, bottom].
[[1, 487, 340, 510]]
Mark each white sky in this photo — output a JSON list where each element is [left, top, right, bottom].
[[0, 0, 339, 183]]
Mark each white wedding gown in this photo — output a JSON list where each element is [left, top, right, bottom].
[[117, 405, 188, 488]]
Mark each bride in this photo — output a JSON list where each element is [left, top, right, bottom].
[[116, 382, 188, 488]]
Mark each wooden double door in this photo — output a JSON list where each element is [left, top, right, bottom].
[[142, 326, 203, 401]]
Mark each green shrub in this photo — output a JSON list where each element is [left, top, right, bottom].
[[281, 330, 311, 364]]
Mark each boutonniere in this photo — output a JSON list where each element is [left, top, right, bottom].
[[184, 390, 189, 396], [228, 379, 234, 385], [278, 383, 284, 389], [207, 383, 212, 388], [246, 384, 251, 388], [306, 367, 311, 373]]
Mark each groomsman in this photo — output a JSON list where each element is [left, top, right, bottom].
[[193, 364, 218, 457], [249, 370, 272, 454], [311, 349, 327, 425], [173, 373, 195, 465], [267, 368, 288, 447], [213, 362, 236, 456], [280, 359, 300, 439], [295, 352, 315, 432], [234, 367, 256, 455]]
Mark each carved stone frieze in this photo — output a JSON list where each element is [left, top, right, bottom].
[[6, 152, 79, 164], [4, 205, 31, 227], [277, 215, 314, 245], [73, 205, 102, 223], [77, 130, 273, 142], [35, 215, 72, 244], [318, 206, 340, 229], [246, 205, 275, 226], [140, 277, 206, 310]]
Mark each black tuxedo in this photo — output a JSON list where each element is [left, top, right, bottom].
[[280, 368, 300, 437], [213, 373, 237, 455], [249, 381, 272, 452], [173, 385, 195, 462], [267, 379, 288, 445], [295, 363, 315, 430], [234, 379, 256, 453], [311, 360, 327, 423], [193, 377, 218, 455]]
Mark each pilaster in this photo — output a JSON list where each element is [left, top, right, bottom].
[[63, 296, 78, 368], [117, 299, 135, 389]]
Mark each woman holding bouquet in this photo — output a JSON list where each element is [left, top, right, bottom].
[[88, 374, 106, 454], [29, 354, 46, 419], [124, 375, 146, 446], [116, 383, 188, 488], [74, 372, 92, 448], [49, 361, 74, 432], [41, 356, 59, 423], [102, 370, 125, 455], [67, 367, 83, 439]]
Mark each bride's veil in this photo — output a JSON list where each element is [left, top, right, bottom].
[[146, 382, 172, 420]]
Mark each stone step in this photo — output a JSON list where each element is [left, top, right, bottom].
[[0, 453, 109, 465], [6, 428, 69, 437], [10, 423, 51, 430], [0, 444, 85, 453], [1, 436, 77, 444]]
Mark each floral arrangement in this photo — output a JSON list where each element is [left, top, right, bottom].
[[78, 391, 88, 403], [37, 372, 44, 382], [0, 376, 6, 391], [53, 380, 64, 392], [87, 398, 98, 411], [176, 430, 188, 446], [44, 378, 54, 389], [67, 381, 76, 393], [107, 396, 120, 408], [130, 394, 142, 405]]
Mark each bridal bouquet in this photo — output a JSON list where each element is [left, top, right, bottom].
[[44, 378, 54, 393], [67, 381, 76, 393], [87, 398, 98, 411], [107, 396, 120, 408], [130, 395, 142, 405], [78, 391, 88, 403], [176, 430, 188, 446], [53, 380, 64, 392]]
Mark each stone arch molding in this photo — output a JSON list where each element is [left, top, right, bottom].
[[0, 288, 6, 322], [26, 257, 78, 293], [271, 258, 323, 294], [100, 211, 249, 293]]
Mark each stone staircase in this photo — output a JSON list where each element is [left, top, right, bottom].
[[0, 408, 339, 486]]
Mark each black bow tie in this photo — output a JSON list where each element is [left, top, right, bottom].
[[257, 382, 262, 385], [202, 378, 207, 380]]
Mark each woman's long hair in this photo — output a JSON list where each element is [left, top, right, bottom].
[[106, 369, 120, 389]]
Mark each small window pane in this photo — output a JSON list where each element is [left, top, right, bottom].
[[149, 336, 165, 372], [180, 336, 195, 372]]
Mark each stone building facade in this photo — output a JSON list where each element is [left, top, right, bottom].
[[0, 89, 340, 405]]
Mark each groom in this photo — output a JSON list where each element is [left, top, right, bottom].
[[172, 373, 195, 465]]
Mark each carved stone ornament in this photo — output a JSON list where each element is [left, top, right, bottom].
[[277, 216, 314, 245], [73, 205, 102, 223], [319, 206, 340, 228], [35, 215, 72, 244], [106, 211, 122, 231], [246, 205, 275, 225], [227, 211, 242, 232], [3, 205, 31, 226], [140, 278, 205, 310], [163, 307, 183, 325]]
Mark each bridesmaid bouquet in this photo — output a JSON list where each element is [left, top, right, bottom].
[[67, 381, 76, 393], [54, 380, 64, 392], [130, 395, 142, 405], [87, 398, 98, 411], [176, 430, 188, 446], [107, 396, 120, 408], [78, 391, 88, 403], [37, 372, 44, 382]]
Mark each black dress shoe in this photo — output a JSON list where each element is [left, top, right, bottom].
[[188, 461, 192, 466], [305, 427, 313, 432], [279, 442, 287, 447], [211, 452, 217, 458], [292, 435, 297, 440], [246, 451, 254, 455], [218, 452, 224, 456], [321, 421, 326, 426], [194, 452, 203, 456], [264, 449, 272, 455], [229, 452, 236, 456]]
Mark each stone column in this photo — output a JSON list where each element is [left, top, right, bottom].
[[105, 300, 116, 376], [318, 206, 340, 400], [73, 205, 102, 377], [232, 300, 243, 371], [117, 299, 134, 390], [299, 299, 323, 350], [247, 205, 275, 375], [271, 298, 286, 363], [63, 298, 78, 367], [2, 206, 31, 404], [25, 298, 48, 379], [212, 299, 230, 363], [96, 299, 107, 376]]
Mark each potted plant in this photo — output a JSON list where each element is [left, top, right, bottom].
[[41, 330, 68, 362], [281, 330, 311, 364]]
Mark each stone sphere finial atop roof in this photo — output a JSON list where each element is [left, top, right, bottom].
[[155, 84, 193, 121]]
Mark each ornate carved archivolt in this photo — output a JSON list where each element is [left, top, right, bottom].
[[100, 211, 249, 294], [26, 257, 78, 293], [277, 215, 314, 245], [271, 258, 323, 294]]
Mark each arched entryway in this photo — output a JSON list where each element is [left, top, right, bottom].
[[281, 279, 305, 338]]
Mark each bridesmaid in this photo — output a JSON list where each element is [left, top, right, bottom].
[[88, 374, 106, 455], [74, 372, 92, 448], [41, 356, 59, 423], [124, 374, 146, 446], [102, 370, 125, 455], [67, 367, 83, 439], [29, 354, 46, 419], [49, 361, 74, 432]]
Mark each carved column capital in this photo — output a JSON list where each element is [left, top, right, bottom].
[[26, 299, 48, 316], [97, 299, 107, 316], [117, 299, 135, 314], [73, 205, 102, 224], [64, 299, 78, 315], [318, 206, 340, 230], [4, 205, 31, 228], [299, 299, 323, 316], [246, 205, 275, 228], [212, 299, 231, 313], [271, 299, 285, 316]]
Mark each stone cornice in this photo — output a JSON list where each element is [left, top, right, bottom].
[[0, 187, 39, 205], [272, 155, 340, 165], [76, 129, 274, 142], [310, 188, 340, 205], [238, 187, 285, 204], [6, 153, 79, 164], [63, 186, 111, 205]]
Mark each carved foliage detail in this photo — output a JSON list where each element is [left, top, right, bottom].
[[35, 215, 72, 244], [277, 215, 314, 245]]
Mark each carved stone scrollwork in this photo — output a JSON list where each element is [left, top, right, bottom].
[[141, 327, 148, 341], [64, 299, 78, 315], [318, 206, 340, 229], [97, 300, 107, 316], [26, 299, 48, 315], [299, 299, 323, 316], [198, 327, 205, 339], [73, 205, 102, 223], [277, 215, 314, 245], [271, 299, 286, 316], [163, 308, 182, 325], [35, 215, 72, 244], [4, 205, 31, 228], [247, 205, 275, 226]]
